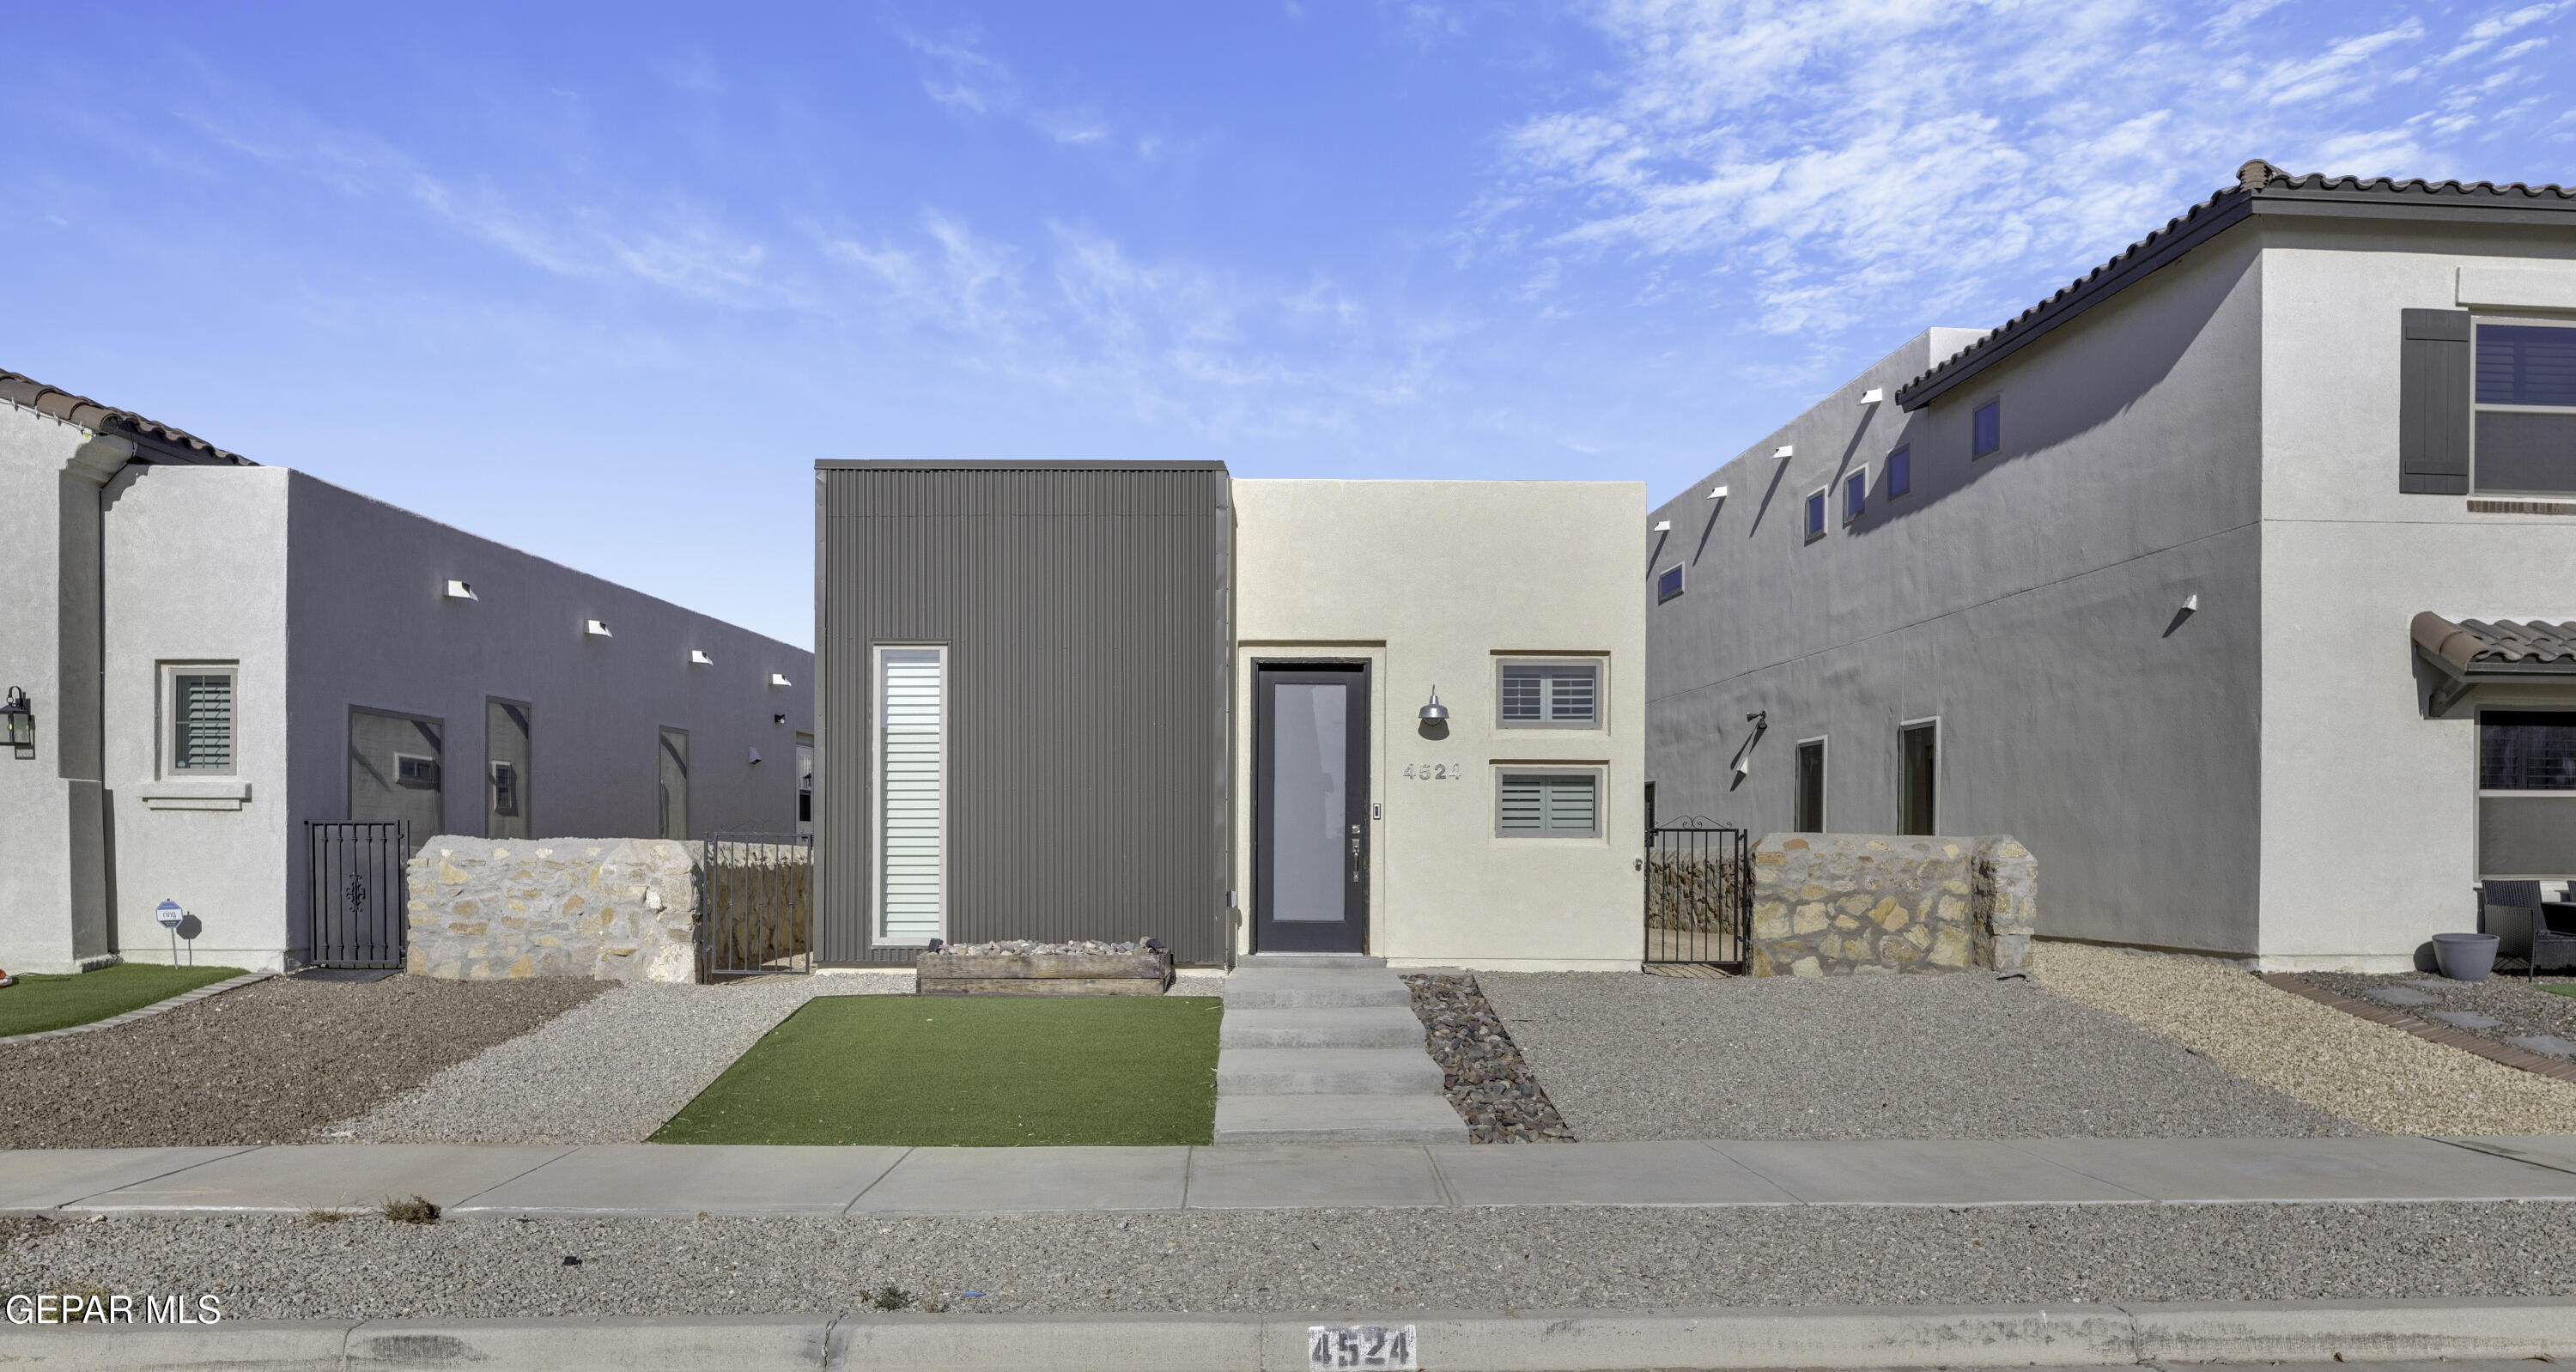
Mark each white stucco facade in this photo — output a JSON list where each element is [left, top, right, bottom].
[[1230, 480, 1646, 970], [1, 392, 813, 974]]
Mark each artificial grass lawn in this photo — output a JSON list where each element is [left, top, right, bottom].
[[0, 962, 247, 1037], [652, 995, 1223, 1146]]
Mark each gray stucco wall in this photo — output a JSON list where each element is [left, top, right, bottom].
[[1647, 229, 2267, 958], [94, 464, 814, 971]]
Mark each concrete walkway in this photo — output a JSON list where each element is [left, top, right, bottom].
[[15, 1134, 2576, 1217], [1212, 955, 1465, 1144], [6, 1299, 2573, 1371]]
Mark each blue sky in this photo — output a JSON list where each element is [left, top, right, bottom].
[[3, 1, 2568, 647]]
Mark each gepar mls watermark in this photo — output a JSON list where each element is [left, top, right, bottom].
[[9, 1292, 223, 1325]]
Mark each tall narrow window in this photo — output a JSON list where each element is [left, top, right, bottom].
[[796, 736, 817, 840], [1656, 565, 1684, 602], [1794, 738, 1826, 832], [1498, 660, 1601, 729], [1497, 769, 1600, 838], [1972, 400, 2001, 458], [1899, 719, 1938, 836], [1804, 488, 1827, 542], [657, 727, 690, 841], [1888, 446, 1911, 499], [877, 646, 946, 944], [486, 699, 532, 840], [171, 671, 236, 773], [1843, 467, 1868, 525]]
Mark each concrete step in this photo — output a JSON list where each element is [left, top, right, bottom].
[[1236, 954, 1387, 969], [1218, 1005, 1427, 1050], [1215, 1047, 1449, 1096], [1219, 970, 1411, 1010], [1212, 1093, 1470, 1145]]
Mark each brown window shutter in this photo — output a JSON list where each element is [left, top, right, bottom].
[[2401, 308, 2472, 495]]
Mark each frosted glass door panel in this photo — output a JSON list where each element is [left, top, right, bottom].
[[878, 647, 945, 942], [1269, 683, 1347, 922]]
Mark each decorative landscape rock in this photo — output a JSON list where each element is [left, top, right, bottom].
[[1747, 833, 2038, 978], [1400, 973, 1575, 1143], [916, 940, 1172, 996], [406, 837, 701, 983]]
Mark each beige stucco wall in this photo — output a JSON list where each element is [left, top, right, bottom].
[[1230, 480, 1646, 970]]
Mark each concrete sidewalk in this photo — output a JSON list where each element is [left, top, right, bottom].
[[4, 1298, 2573, 1370], [12, 1134, 2576, 1217]]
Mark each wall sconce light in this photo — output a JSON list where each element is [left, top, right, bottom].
[[1419, 689, 1449, 722], [2182, 593, 2200, 613], [1651, 520, 1672, 533], [748, 747, 763, 765], [773, 713, 788, 725], [1729, 708, 1768, 779], [443, 580, 477, 601], [1708, 485, 1729, 500], [2, 687, 33, 760], [1773, 445, 1795, 459], [769, 672, 793, 687], [690, 649, 714, 665], [1858, 388, 1885, 406], [585, 619, 613, 637]]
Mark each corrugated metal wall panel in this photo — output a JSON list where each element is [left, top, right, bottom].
[[813, 464, 1231, 965]]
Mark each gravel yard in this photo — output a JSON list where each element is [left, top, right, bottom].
[[0, 976, 607, 1150], [2033, 944, 2576, 1136], [338, 971, 914, 1144], [1476, 966, 2359, 1140], [2302, 969, 2576, 1058], [7, 1203, 2575, 1318]]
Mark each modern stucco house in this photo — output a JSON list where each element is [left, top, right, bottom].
[[814, 463, 1644, 969], [2, 369, 815, 974], [1645, 161, 2576, 972]]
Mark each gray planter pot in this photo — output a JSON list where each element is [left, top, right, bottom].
[[2433, 932, 2500, 982]]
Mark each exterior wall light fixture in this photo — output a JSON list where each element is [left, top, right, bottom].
[[690, 649, 714, 665], [1708, 485, 1728, 500], [1419, 689, 1449, 723], [769, 672, 793, 687], [1651, 520, 1672, 532], [443, 580, 477, 601], [3, 687, 33, 759], [773, 713, 788, 725], [1859, 388, 1886, 405], [749, 747, 763, 765], [585, 619, 613, 637]]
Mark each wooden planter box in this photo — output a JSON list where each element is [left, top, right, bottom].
[[915, 950, 1173, 996]]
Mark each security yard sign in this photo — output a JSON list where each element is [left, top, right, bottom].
[[155, 900, 185, 930]]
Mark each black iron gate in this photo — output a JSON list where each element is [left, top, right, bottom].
[[703, 832, 814, 977], [1645, 819, 1750, 968], [307, 821, 410, 969]]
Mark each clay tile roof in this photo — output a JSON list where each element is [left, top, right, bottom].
[[1894, 160, 2576, 410], [0, 367, 250, 465], [2413, 611, 2576, 675]]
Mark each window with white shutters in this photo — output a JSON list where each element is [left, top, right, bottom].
[[1497, 660, 1601, 730], [1497, 770, 1600, 838], [171, 671, 235, 773], [877, 647, 946, 944]]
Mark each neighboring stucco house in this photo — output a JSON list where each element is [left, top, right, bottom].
[[1, 369, 815, 974], [813, 463, 1644, 969], [1644, 161, 2576, 972]]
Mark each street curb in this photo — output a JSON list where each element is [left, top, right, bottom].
[[6, 1296, 2574, 1369], [0, 971, 273, 1047]]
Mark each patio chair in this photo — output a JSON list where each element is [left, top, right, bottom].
[[2482, 883, 2576, 977]]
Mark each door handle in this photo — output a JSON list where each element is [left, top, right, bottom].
[[1349, 823, 1362, 881]]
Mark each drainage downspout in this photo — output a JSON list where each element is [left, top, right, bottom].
[[63, 432, 134, 971]]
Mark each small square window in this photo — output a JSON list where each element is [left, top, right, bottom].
[[1656, 565, 1684, 602], [1803, 488, 1827, 542], [169, 669, 236, 774], [1888, 446, 1911, 498], [1498, 659, 1601, 729], [1497, 769, 1600, 838], [1843, 468, 1867, 525], [396, 752, 441, 788], [1972, 400, 2001, 458]]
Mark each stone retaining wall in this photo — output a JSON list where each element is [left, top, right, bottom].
[[1748, 833, 2037, 977], [405, 836, 700, 983]]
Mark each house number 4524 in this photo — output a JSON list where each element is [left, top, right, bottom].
[[1401, 763, 1462, 780]]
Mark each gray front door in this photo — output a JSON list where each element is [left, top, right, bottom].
[[1253, 662, 1370, 954]]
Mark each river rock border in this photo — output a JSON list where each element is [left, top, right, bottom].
[[1401, 973, 1576, 1144]]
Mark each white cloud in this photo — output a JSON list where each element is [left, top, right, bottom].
[[1483, 0, 2572, 352]]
